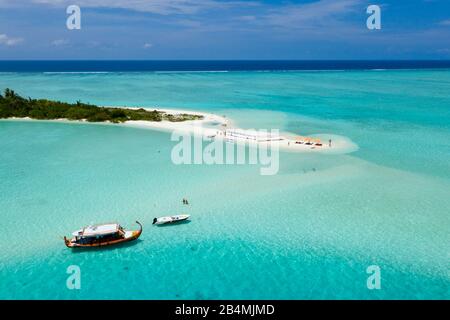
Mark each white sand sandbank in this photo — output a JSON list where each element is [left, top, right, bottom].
[[117, 106, 358, 154]]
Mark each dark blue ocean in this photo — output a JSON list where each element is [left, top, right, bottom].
[[1, 60, 450, 72]]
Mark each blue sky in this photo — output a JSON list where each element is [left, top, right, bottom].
[[0, 0, 449, 59]]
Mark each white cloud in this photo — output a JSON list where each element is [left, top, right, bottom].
[[262, 0, 361, 29], [143, 43, 153, 49], [0, 34, 23, 46], [51, 39, 69, 46], [0, 0, 258, 15], [439, 19, 450, 26]]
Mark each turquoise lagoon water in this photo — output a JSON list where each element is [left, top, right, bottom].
[[0, 70, 449, 299]]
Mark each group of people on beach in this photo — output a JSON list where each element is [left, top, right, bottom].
[[287, 138, 332, 147]]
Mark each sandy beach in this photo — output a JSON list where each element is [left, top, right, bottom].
[[117, 106, 359, 154]]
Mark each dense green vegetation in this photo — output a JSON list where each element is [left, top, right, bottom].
[[0, 88, 203, 123]]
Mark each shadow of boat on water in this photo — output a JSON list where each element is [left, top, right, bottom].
[[154, 220, 192, 227]]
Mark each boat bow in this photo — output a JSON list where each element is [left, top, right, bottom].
[[134, 220, 143, 237]]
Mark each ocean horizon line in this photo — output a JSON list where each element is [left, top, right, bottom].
[[2, 59, 450, 61], [1, 60, 450, 73]]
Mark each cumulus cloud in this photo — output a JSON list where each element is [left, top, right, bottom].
[[143, 43, 153, 49], [0, 34, 23, 46], [0, 0, 258, 15]]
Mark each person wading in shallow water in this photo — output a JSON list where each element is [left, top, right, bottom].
[[183, 198, 189, 205], [329, 139, 332, 147]]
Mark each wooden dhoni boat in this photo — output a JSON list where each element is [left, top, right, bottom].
[[64, 221, 142, 248]]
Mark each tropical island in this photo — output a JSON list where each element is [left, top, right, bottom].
[[0, 88, 203, 123], [0, 88, 357, 155]]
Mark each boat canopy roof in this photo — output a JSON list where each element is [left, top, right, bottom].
[[72, 223, 120, 237]]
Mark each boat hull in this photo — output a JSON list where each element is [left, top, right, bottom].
[[64, 221, 142, 248]]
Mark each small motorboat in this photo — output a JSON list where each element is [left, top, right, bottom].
[[64, 221, 142, 248], [153, 214, 190, 225]]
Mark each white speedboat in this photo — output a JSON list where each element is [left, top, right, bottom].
[[153, 214, 190, 225]]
